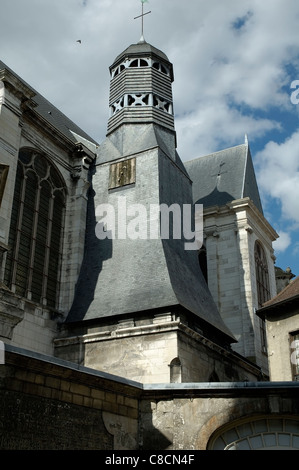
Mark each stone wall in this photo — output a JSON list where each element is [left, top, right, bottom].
[[264, 308, 299, 381], [203, 198, 277, 372], [55, 312, 262, 384], [0, 67, 96, 357], [1, 345, 299, 451], [0, 345, 140, 450], [139, 384, 299, 450]]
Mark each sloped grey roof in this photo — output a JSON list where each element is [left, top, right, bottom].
[[113, 40, 170, 65], [184, 143, 263, 214], [0, 60, 98, 146], [67, 146, 235, 344], [260, 276, 299, 310]]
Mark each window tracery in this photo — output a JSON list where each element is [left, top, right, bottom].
[[4, 149, 66, 309], [254, 241, 270, 352], [255, 241, 271, 308], [209, 417, 299, 450]]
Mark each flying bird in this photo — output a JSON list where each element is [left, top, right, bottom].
[[76, 40, 82, 44]]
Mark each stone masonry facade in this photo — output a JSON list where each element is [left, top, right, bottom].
[[1, 346, 299, 450]]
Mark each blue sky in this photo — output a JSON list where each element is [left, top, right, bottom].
[[1, 0, 299, 277]]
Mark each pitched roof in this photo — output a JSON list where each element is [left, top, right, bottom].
[[0, 60, 98, 147], [262, 276, 299, 310], [184, 143, 263, 213]]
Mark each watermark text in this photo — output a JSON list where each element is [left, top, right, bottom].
[[95, 198, 203, 251], [290, 80, 299, 105]]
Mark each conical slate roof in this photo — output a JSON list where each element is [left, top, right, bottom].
[[113, 40, 170, 65]]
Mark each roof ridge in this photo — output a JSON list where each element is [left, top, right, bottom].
[[185, 142, 248, 165], [263, 276, 299, 307]]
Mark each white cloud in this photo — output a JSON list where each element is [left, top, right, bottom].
[[176, 100, 280, 160], [293, 241, 299, 258], [256, 130, 299, 224], [273, 231, 292, 253], [1, 0, 299, 150], [1, 0, 299, 272]]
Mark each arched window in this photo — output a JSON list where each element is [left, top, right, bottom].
[[255, 241, 271, 308], [152, 61, 170, 76], [255, 241, 271, 351], [4, 149, 66, 309], [169, 357, 182, 383], [208, 416, 299, 450]]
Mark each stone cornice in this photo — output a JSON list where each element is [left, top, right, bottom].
[[21, 110, 78, 155], [4, 343, 299, 399], [0, 68, 36, 103], [203, 197, 278, 242], [228, 198, 278, 242], [54, 316, 260, 378]]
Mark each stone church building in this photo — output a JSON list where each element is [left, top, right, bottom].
[[1, 36, 299, 450]]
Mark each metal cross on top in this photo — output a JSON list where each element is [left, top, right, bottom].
[[134, 0, 151, 39]]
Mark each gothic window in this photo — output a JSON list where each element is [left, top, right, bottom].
[[4, 149, 66, 309], [255, 241, 271, 307], [255, 241, 271, 352]]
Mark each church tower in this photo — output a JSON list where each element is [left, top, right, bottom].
[[185, 141, 278, 374], [54, 33, 262, 383]]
